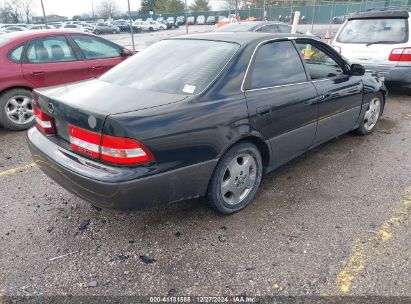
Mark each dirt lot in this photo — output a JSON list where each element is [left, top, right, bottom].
[[0, 87, 410, 301]]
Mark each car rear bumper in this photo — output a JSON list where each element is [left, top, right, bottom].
[[27, 127, 217, 210], [363, 65, 411, 87]]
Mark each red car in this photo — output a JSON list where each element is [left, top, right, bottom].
[[0, 30, 133, 130]]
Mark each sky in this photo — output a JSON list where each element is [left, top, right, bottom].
[[6, 0, 226, 19]]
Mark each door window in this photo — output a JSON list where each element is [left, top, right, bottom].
[[295, 42, 344, 80], [26, 36, 76, 63], [249, 41, 307, 89], [71, 35, 121, 59]]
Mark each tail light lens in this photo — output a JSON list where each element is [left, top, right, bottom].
[[68, 124, 154, 166], [101, 135, 154, 165], [33, 105, 55, 135], [389, 48, 411, 61]]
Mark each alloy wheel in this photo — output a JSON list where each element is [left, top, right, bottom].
[[220, 153, 257, 205], [5, 95, 34, 125], [364, 97, 381, 131]]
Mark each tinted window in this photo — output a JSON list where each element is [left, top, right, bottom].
[[71, 35, 121, 59], [257, 25, 278, 33], [8, 44, 24, 62], [337, 18, 408, 44], [296, 42, 344, 80], [100, 39, 239, 95], [26, 36, 76, 63], [250, 41, 307, 89]]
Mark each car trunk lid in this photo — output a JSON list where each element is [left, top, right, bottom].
[[34, 78, 188, 143]]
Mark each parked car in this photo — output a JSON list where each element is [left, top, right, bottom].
[[112, 20, 142, 33], [139, 21, 166, 31], [0, 30, 134, 130], [93, 23, 120, 34], [332, 10, 411, 93], [30, 24, 56, 30], [332, 15, 347, 24], [156, 17, 165, 23], [196, 15, 206, 25], [165, 17, 178, 29], [5, 25, 28, 32], [28, 32, 386, 214], [187, 16, 195, 25], [216, 21, 292, 33], [206, 16, 216, 25], [61, 24, 91, 32], [176, 16, 186, 25]]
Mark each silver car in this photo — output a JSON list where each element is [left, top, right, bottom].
[[93, 23, 120, 35]]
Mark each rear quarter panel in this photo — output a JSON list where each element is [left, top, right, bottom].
[[103, 93, 250, 177]]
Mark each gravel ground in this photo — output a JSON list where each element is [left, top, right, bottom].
[[0, 88, 410, 300]]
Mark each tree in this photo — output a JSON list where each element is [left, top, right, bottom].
[[97, 0, 120, 19], [3, 0, 21, 23], [189, 0, 210, 11], [139, 0, 157, 14], [18, 0, 35, 23], [157, 0, 185, 13]]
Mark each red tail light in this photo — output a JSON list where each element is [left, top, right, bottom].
[[101, 135, 155, 165], [389, 48, 411, 61], [33, 105, 55, 135], [68, 124, 154, 166]]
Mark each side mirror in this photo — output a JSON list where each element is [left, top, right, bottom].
[[350, 63, 365, 76], [122, 48, 134, 57]]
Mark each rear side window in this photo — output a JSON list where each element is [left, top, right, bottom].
[[250, 41, 307, 89], [71, 35, 121, 59], [26, 36, 76, 63], [8, 45, 24, 63], [337, 18, 408, 44]]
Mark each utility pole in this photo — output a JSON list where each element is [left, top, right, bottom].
[[184, 0, 188, 34], [127, 0, 135, 51], [92, 2, 95, 19], [235, 0, 238, 20], [311, 0, 316, 33], [40, 0, 47, 26], [263, 0, 266, 20]]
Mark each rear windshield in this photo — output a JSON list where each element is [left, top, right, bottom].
[[337, 18, 408, 44], [100, 39, 239, 95]]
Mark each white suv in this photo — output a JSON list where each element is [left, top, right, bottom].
[[332, 10, 411, 93]]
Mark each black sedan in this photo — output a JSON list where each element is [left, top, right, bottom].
[[28, 33, 387, 214]]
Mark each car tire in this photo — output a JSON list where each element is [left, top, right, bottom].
[[94, 30, 100, 35], [355, 92, 384, 135], [112, 29, 117, 34], [0, 88, 35, 131], [207, 142, 263, 214], [149, 27, 153, 32]]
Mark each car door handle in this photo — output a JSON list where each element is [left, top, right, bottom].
[[256, 105, 270, 115], [318, 93, 331, 101], [90, 66, 104, 71], [30, 71, 45, 76]]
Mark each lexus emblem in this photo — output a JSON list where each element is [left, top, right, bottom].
[[47, 102, 54, 114]]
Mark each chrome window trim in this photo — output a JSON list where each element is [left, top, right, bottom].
[[245, 81, 311, 92], [241, 38, 309, 92]]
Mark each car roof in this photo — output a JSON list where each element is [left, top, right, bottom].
[[0, 29, 91, 41], [348, 9, 409, 20], [171, 31, 311, 45]]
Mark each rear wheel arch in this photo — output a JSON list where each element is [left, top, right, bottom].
[[0, 86, 33, 98], [218, 134, 271, 167]]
